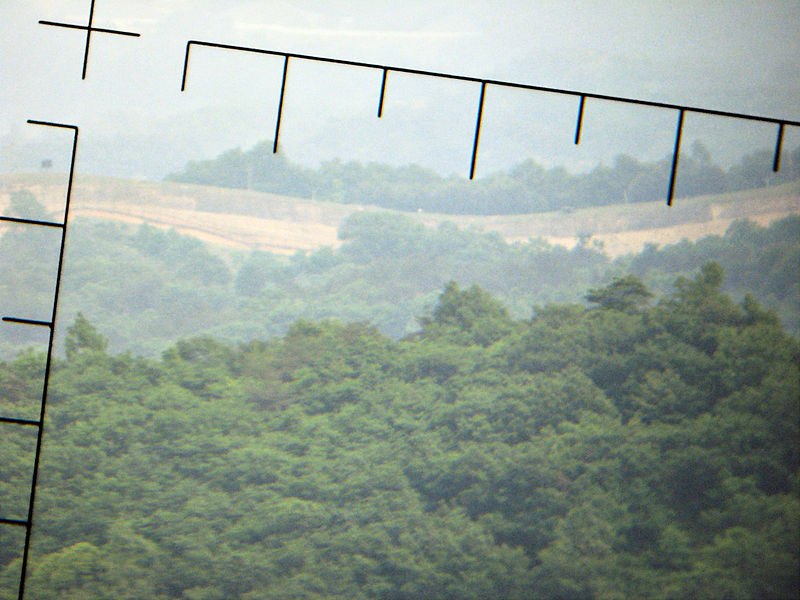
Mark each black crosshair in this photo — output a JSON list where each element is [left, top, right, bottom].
[[39, 0, 140, 80]]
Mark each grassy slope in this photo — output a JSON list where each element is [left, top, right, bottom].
[[1, 174, 798, 258]]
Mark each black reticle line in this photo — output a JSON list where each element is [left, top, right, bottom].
[[0, 417, 41, 427], [574, 95, 586, 144], [378, 68, 388, 118], [470, 82, 487, 180], [1, 317, 53, 328], [0, 119, 78, 600], [179, 40, 800, 204], [273, 56, 290, 154], [39, 0, 140, 80], [667, 110, 685, 207], [0, 216, 64, 229], [773, 123, 785, 172]]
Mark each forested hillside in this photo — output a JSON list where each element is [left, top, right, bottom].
[[615, 215, 800, 333], [1, 190, 798, 357], [1, 270, 798, 599], [166, 141, 800, 214]]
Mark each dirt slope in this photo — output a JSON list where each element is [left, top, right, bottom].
[[1, 174, 798, 257]]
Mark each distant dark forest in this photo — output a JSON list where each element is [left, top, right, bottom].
[[166, 142, 800, 214]]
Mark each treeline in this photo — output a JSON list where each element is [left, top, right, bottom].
[[1, 192, 798, 357], [1, 269, 798, 599], [615, 215, 800, 333], [166, 141, 800, 214]]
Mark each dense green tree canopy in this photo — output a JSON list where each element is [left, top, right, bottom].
[[1, 268, 797, 599]]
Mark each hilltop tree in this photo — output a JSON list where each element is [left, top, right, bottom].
[[585, 275, 652, 312], [421, 281, 515, 346], [64, 313, 108, 360]]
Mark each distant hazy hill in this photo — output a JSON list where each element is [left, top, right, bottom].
[[1, 172, 798, 359], [164, 141, 800, 215]]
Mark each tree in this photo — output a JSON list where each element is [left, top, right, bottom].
[[421, 282, 515, 346], [585, 275, 652, 312], [668, 262, 744, 332], [64, 313, 108, 360], [7, 190, 49, 221]]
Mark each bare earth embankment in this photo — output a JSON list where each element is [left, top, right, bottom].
[[1, 174, 798, 257]]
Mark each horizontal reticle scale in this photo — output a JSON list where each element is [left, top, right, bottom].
[[180, 40, 800, 206], [39, 0, 140, 80]]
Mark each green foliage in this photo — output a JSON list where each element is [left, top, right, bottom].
[[2, 186, 797, 360], [622, 215, 800, 332], [1, 272, 797, 599], [586, 275, 652, 312], [64, 313, 109, 360], [2, 209, 613, 356], [420, 282, 516, 346], [166, 142, 313, 198], [166, 141, 800, 215]]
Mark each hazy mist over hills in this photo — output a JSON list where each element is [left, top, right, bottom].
[[2, 1, 799, 180]]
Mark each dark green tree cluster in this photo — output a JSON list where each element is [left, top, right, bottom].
[[166, 141, 800, 214], [1, 268, 797, 599], [618, 215, 800, 332], [167, 142, 313, 198]]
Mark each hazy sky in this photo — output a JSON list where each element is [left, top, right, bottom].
[[1, 1, 798, 177]]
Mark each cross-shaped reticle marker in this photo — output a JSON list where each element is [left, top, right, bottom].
[[39, 0, 140, 80]]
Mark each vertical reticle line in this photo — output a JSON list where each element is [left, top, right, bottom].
[[39, 0, 140, 80], [574, 95, 586, 144], [180, 41, 194, 92], [667, 109, 685, 206], [470, 81, 487, 180], [81, 0, 96, 79], [377, 68, 388, 118], [773, 123, 785, 172], [273, 55, 290, 154], [5, 119, 79, 600]]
